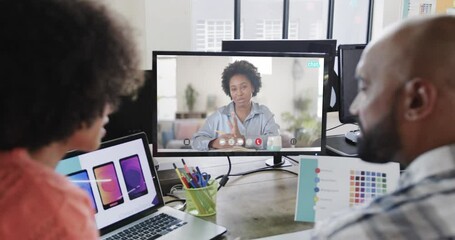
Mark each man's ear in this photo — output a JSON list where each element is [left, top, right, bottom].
[[402, 78, 437, 121]]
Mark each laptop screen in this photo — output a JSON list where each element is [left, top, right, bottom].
[[56, 133, 162, 231]]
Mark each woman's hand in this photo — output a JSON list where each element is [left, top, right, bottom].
[[210, 133, 236, 149], [228, 112, 242, 138], [209, 112, 245, 149]]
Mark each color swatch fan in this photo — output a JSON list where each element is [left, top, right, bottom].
[[295, 156, 400, 222]]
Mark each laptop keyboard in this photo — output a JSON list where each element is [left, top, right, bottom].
[[106, 213, 187, 240]]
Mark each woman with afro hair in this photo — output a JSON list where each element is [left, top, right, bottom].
[[192, 60, 279, 151]]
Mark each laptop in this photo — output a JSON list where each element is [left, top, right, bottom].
[[56, 132, 227, 239]]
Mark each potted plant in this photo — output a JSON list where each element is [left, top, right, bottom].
[[185, 84, 198, 112], [281, 96, 321, 147]]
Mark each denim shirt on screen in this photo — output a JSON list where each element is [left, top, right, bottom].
[[191, 101, 280, 151]]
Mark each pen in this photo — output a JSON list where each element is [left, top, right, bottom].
[[195, 166, 202, 175], [182, 159, 200, 188], [180, 176, 191, 189], [194, 167, 206, 187], [182, 171, 199, 188], [181, 159, 192, 175]]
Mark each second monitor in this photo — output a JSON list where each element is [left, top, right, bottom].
[[338, 44, 366, 124], [325, 44, 365, 156]]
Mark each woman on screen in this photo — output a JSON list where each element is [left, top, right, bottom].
[[191, 60, 280, 151]]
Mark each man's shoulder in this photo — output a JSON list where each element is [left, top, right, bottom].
[[313, 180, 455, 239]]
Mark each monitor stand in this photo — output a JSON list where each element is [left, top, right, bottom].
[[265, 155, 292, 167]]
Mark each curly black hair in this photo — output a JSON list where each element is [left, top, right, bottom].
[[0, 0, 143, 151], [221, 60, 262, 98]]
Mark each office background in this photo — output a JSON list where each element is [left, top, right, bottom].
[[101, 0, 455, 70], [100, 0, 401, 70]]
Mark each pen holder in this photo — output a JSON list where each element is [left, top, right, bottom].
[[185, 180, 218, 217]]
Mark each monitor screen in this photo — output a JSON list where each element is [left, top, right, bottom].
[[338, 44, 366, 123], [222, 39, 338, 112], [152, 51, 329, 161]]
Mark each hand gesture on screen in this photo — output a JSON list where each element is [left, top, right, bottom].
[[208, 112, 245, 149], [228, 112, 242, 139], [210, 133, 236, 149], [227, 112, 245, 146]]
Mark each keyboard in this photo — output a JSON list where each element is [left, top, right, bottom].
[[106, 213, 187, 240]]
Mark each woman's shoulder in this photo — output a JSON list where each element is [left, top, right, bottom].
[[210, 104, 232, 117], [253, 102, 273, 115], [3, 153, 90, 202], [0, 157, 94, 238]]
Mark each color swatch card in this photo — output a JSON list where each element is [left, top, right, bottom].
[[295, 156, 400, 222]]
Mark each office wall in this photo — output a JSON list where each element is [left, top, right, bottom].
[[146, 0, 192, 68], [101, 0, 192, 69], [372, 0, 403, 40], [100, 0, 147, 69]]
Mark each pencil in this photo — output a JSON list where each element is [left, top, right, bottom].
[[173, 163, 181, 176]]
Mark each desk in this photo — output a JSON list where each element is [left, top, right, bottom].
[[325, 112, 357, 134], [325, 112, 359, 156], [156, 112, 354, 239], [159, 156, 314, 239]]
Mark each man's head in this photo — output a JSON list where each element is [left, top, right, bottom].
[[0, 0, 143, 152], [351, 15, 455, 166]]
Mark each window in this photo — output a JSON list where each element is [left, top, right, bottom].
[[195, 20, 234, 51], [241, 0, 284, 39], [147, 0, 234, 54], [332, 0, 370, 44], [192, 0, 234, 51], [288, 20, 299, 39], [256, 20, 282, 39], [147, 0, 372, 52], [289, 0, 329, 39]]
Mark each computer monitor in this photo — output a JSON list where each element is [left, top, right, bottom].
[[324, 44, 365, 156], [338, 44, 366, 124], [103, 70, 154, 142], [152, 51, 329, 166], [222, 39, 338, 112]]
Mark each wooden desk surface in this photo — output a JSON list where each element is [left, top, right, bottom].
[[161, 157, 314, 239], [156, 112, 353, 239]]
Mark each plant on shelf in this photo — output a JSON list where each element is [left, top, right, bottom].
[[281, 96, 321, 147], [185, 84, 198, 112]]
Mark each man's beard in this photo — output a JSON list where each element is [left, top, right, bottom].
[[356, 106, 402, 164]]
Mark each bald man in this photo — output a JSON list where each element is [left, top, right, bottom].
[[311, 15, 455, 239]]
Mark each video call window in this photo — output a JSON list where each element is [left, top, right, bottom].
[[154, 52, 326, 154]]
